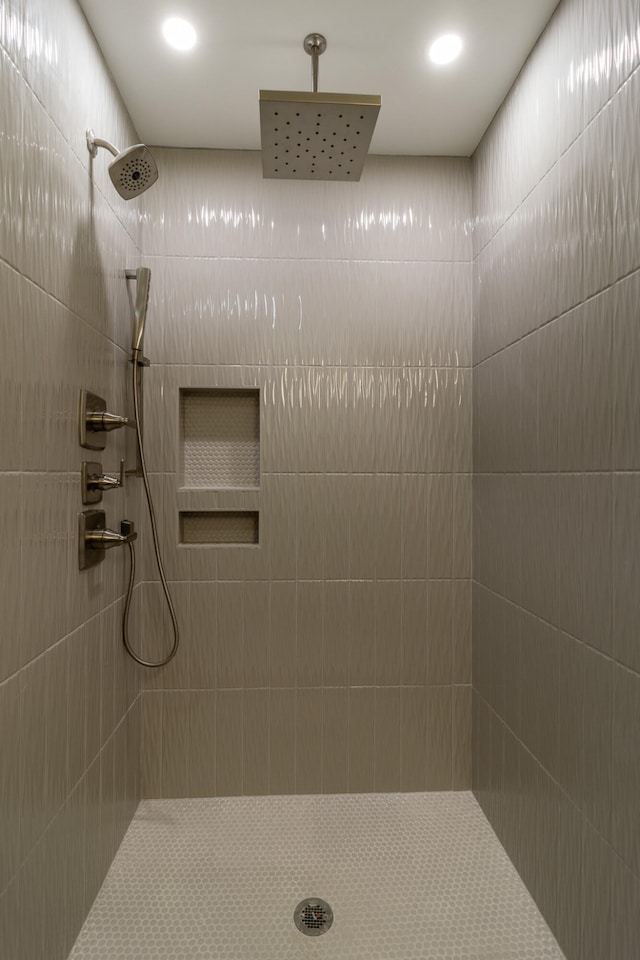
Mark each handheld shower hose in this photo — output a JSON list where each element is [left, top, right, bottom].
[[122, 268, 180, 668]]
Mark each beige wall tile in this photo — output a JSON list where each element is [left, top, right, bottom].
[[216, 690, 243, 797], [269, 689, 296, 795], [426, 687, 452, 790], [401, 687, 427, 791], [295, 687, 323, 794], [188, 692, 216, 797], [348, 687, 375, 793], [374, 687, 402, 792], [243, 689, 270, 796], [452, 685, 472, 790], [322, 688, 349, 794]]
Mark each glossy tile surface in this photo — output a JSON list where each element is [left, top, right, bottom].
[[0, 0, 143, 955], [68, 792, 564, 960], [472, 1, 640, 959], [138, 148, 473, 796]]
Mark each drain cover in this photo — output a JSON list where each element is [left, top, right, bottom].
[[294, 898, 334, 936]]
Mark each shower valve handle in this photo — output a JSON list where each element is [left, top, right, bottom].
[[86, 459, 125, 492], [86, 410, 136, 432], [84, 521, 137, 550]]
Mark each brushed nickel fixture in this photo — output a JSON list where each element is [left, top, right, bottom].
[[79, 390, 135, 450], [259, 33, 381, 182], [86, 129, 159, 199], [78, 510, 137, 570], [120, 266, 180, 668], [81, 460, 125, 505]]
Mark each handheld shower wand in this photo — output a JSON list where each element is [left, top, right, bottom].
[[121, 267, 180, 668]]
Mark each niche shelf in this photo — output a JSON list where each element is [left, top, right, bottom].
[[180, 511, 259, 545], [180, 388, 260, 489]]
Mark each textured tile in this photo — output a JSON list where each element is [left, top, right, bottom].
[[68, 793, 564, 960], [322, 688, 348, 794], [611, 850, 640, 960], [583, 646, 613, 839], [243, 689, 269, 796], [269, 689, 296, 795], [348, 687, 375, 793], [614, 68, 640, 280], [613, 474, 640, 672], [611, 663, 640, 876], [581, 819, 613, 960], [614, 270, 640, 470]]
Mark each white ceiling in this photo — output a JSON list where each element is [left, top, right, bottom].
[[79, 0, 561, 157]]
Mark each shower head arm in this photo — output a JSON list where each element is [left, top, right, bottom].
[[303, 33, 327, 93], [86, 129, 120, 160]]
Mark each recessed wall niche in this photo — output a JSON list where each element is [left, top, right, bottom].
[[179, 388, 260, 489], [179, 511, 259, 545]]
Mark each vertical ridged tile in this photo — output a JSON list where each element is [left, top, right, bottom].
[[373, 687, 402, 792], [216, 690, 243, 797], [349, 581, 376, 686], [216, 581, 244, 689], [270, 582, 296, 688], [374, 580, 402, 686], [296, 581, 323, 688], [141, 693, 163, 799], [583, 647, 612, 839], [295, 687, 323, 795], [243, 581, 270, 689], [581, 820, 613, 960], [452, 685, 472, 789], [348, 687, 375, 793], [426, 687, 453, 790], [189, 692, 216, 797], [189, 582, 217, 689], [243, 689, 269, 796], [161, 693, 191, 798], [583, 103, 615, 299], [611, 663, 640, 876], [322, 581, 349, 687], [269, 689, 296, 795], [400, 687, 427, 791], [401, 580, 428, 686], [426, 580, 453, 685], [322, 688, 349, 794], [0, 474, 22, 683], [0, 674, 20, 892], [613, 475, 640, 672], [613, 270, 640, 469], [611, 852, 640, 960]]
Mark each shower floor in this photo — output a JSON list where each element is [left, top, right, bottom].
[[68, 792, 564, 960]]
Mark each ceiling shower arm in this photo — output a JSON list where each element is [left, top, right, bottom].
[[303, 33, 327, 93]]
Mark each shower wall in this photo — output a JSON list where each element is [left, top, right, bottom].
[[0, 1, 143, 957], [472, 0, 640, 957], [137, 150, 473, 797]]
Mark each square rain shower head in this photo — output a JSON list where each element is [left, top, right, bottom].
[[259, 90, 381, 181]]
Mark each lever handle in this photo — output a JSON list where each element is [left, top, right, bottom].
[[87, 459, 125, 491], [85, 521, 137, 549], [86, 411, 136, 432]]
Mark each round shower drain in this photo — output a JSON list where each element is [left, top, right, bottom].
[[294, 898, 334, 936]]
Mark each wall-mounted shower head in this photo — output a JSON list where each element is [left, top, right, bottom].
[[86, 129, 159, 199]]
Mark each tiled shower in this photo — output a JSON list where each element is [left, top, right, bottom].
[[0, 0, 639, 958]]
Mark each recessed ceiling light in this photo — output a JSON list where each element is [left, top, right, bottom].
[[428, 33, 463, 66], [162, 17, 197, 51]]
